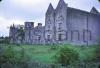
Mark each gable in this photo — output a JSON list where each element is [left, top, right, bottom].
[[90, 7, 99, 14]]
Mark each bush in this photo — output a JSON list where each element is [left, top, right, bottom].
[[92, 46, 100, 62], [0, 37, 10, 44], [50, 45, 59, 51], [0, 46, 30, 68], [67, 61, 99, 68], [55, 45, 79, 66]]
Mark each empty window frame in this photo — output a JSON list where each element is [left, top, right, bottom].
[[71, 30, 80, 41], [58, 34, 62, 41], [83, 30, 92, 42], [47, 35, 50, 41]]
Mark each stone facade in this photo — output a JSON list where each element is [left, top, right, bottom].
[[9, 0, 100, 45], [45, 0, 100, 45], [24, 22, 34, 44], [9, 24, 24, 44], [24, 22, 45, 44]]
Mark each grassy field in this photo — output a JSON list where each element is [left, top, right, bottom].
[[0, 44, 97, 64]]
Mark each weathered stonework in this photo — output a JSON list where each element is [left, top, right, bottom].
[[45, 3, 55, 44], [9, 24, 24, 44], [9, 0, 100, 45]]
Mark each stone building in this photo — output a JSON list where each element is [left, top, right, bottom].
[[24, 22, 34, 44], [9, 0, 100, 45], [45, 0, 100, 45], [24, 22, 45, 44], [9, 24, 24, 44]]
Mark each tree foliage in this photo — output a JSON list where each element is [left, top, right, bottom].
[[92, 46, 100, 62], [55, 46, 79, 66], [0, 37, 10, 44], [0, 46, 30, 68]]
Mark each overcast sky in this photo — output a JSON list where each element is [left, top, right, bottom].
[[0, 0, 100, 36]]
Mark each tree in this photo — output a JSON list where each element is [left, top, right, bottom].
[[55, 46, 79, 66], [0, 36, 10, 44], [98, 0, 100, 2], [0, 46, 30, 68]]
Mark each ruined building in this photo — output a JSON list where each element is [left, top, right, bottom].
[[9, 24, 24, 44], [24, 22, 45, 44], [9, 0, 100, 45]]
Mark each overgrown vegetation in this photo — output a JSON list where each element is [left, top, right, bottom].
[[55, 45, 79, 66], [0, 44, 100, 68], [92, 46, 100, 62], [0, 45, 30, 68], [0, 37, 10, 44]]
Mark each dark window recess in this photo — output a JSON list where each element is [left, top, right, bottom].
[[58, 23, 62, 30], [38, 36, 41, 41], [58, 34, 62, 41], [71, 30, 80, 41], [66, 32, 68, 40], [47, 35, 50, 41], [83, 30, 92, 42]]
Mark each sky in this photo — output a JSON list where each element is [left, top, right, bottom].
[[0, 0, 100, 36]]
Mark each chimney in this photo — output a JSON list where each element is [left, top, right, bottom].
[[25, 22, 34, 28], [38, 23, 42, 27]]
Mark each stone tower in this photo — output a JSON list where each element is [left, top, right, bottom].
[[34, 23, 45, 44], [55, 0, 68, 43], [25, 22, 34, 44], [45, 3, 55, 44], [9, 24, 24, 44], [9, 24, 16, 43]]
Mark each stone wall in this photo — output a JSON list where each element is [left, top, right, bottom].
[[24, 22, 34, 44], [45, 4, 55, 44], [67, 7, 100, 45], [54, 0, 67, 44]]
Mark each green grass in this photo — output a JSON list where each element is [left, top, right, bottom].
[[0, 44, 98, 64]]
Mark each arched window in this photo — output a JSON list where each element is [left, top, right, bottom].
[[47, 35, 50, 41], [83, 30, 92, 42], [38, 36, 41, 41], [71, 30, 80, 41], [66, 32, 68, 40], [58, 23, 62, 30], [58, 34, 62, 41]]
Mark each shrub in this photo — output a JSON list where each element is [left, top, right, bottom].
[[68, 61, 99, 68], [55, 45, 79, 66], [92, 46, 100, 62], [50, 45, 59, 51], [0, 46, 30, 68]]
